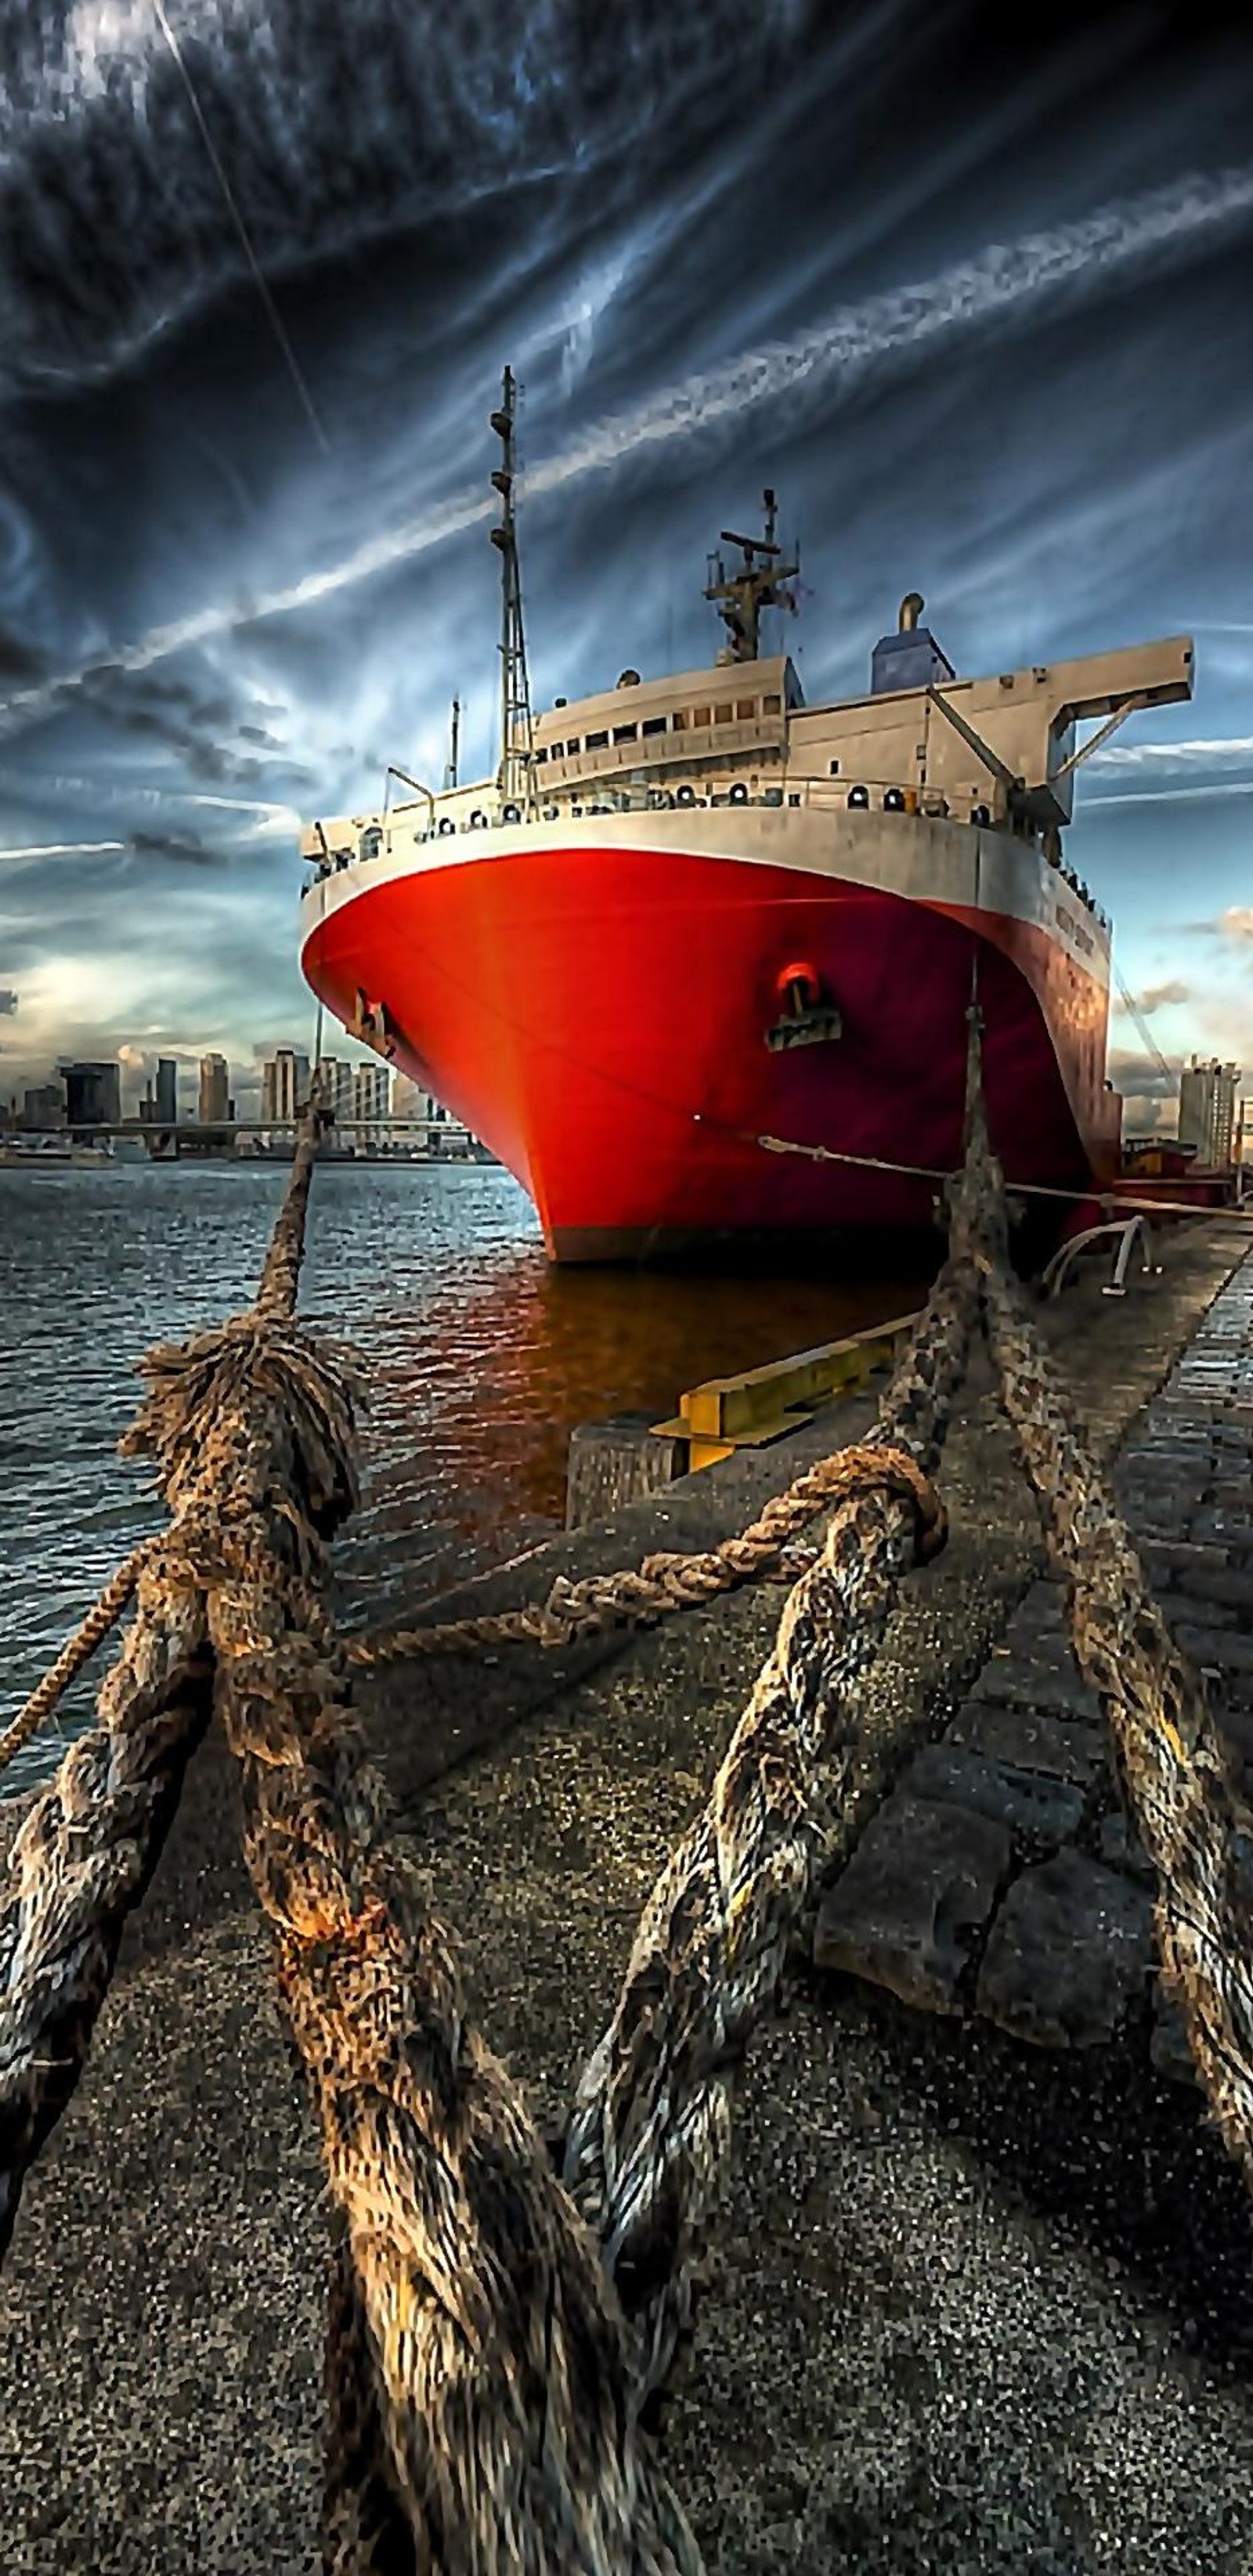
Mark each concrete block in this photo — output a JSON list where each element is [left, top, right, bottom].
[[976, 1849, 1154, 2049], [970, 1658, 1103, 1722], [1168, 1563, 1253, 1614], [565, 1414, 684, 1530], [1175, 1625, 1253, 1675], [1156, 1593, 1241, 1631], [904, 1742, 1085, 1847], [948, 1699, 1107, 1785], [814, 1794, 1010, 2014]]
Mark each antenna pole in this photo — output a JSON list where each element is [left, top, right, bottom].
[[489, 367, 536, 807], [702, 485, 799, 663], [445, 694, 460, 792]]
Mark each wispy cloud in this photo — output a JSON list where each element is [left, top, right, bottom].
[[128, 827, 221, 866], [1114, 978, 1193, 1013], [4, 158, 1251, 732], [1089, 735, 1253, 770], [0, 840, 128, 860], [1084, 782, 1253, 809], [1108, 1046, 1183, 1098]]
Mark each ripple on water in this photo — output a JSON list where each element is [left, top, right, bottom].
[[2, 1159, 925, 1794]]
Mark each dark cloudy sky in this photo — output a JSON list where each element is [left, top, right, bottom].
[[1, 0, 1251, 1125]]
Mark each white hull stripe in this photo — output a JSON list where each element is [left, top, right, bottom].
[[299, 806, 1110, 985]]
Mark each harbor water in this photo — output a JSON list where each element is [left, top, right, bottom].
[[1, 1157, 924, 1797]]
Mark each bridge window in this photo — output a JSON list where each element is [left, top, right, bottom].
[[612, 721, 637, 744], [566, 739, 580, 757], [714, 703, 734, 724], [671, 710, 687, 730], [641, 715, 667, 737], [735, 698, 756, 720], [763, 692, 782, 714], [587, 729, 608, 749], [691, 706, 711, 729], [535, 745, 547, 763]]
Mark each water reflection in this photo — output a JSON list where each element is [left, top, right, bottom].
[[2, 1159, 928, 1790]]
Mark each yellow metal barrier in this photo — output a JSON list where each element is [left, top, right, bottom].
[[652, 1310, 920, 1471]]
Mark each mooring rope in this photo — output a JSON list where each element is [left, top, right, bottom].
[[0, 1101, 352, 2263], [960, 1042, 1253, 2172], [0, 1548, 145, 1778], [345, 1443, 939, 1667], [0, 1088, 973, 2570], [562, 1240, 975, 2402], [0, 1545, 215, 2263], [6, 1031, 1253, 2576], [983, 1255, 1253, 2182], [2, 1388, 938, 1772], [131, 1342, 692, 2570]]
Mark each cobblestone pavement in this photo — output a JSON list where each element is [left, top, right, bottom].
[[816, 1248, 1253, 2075]]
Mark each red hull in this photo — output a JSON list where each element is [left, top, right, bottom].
[[302, 833, 1117, 1262]]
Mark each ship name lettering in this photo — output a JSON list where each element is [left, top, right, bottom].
[[1055, 901, 1095, 957]]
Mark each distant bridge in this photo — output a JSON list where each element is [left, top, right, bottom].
[[10, 1118, 489, 1156]]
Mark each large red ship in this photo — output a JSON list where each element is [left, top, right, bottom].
[[300, 373, 1193, 1262]]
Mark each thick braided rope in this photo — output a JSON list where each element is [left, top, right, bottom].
[[198, 1410, 701, 2574], [0, 1549, 213, 2263], [563, 1249, 977, 2401], [322, 2209, 425, 2576], [255, 1102, 323, 1322], [983, 1253, 1253, 2190], [0, 1107, 354, 2273], [346, 1444, 941, 1667], [0, 1106, 332, 1773], [5, 1421, 897, 1766]]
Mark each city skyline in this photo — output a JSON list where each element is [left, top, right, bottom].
[[4, 1029, 414, 1124]]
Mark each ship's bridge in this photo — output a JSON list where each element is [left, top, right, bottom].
[[529, 654, 803, 795]]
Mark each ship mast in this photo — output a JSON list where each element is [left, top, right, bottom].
[[489, 367, 536, 807], [704, 487, 800, 662], [444, 694, 460, 792]]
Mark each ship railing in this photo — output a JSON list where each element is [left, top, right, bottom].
[[395, 775, 975, 834], [304, 778, 1108, 928]]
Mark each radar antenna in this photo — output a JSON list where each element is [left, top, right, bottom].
[[489, 368, 536, 807], [703, 487, 800, 663]]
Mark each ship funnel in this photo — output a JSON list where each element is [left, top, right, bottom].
[[898, 591, 924, 634]]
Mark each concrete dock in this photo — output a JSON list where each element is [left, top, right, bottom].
[[3, 1223, 1253, 2573]]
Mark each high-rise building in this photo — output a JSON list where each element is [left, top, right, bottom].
[[198, 1053, 230, 1122], [316, 1056, 356, 1122], [20, 1080, 65, 1129], [62, 1061, 121, 1127], [1179, 1057, 1241, 1167], [260, 1050, 306, 1123], [155, 1058, 178, 1124], [261, 1048, 312, 1125], [353, 1063, 392, 1125]]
